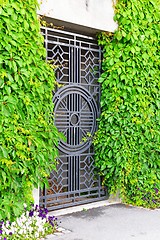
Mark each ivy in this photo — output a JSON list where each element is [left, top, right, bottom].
[[0, 0, 60, 220], [94, 0, 160, 208]]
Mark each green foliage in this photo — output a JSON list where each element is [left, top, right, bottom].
[[0, 0, 60, 220], [94, 0, 160, 208]]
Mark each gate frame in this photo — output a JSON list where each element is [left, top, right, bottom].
[[39, 26, 107, 210]]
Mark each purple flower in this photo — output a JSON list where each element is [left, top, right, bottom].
[[35, 205, 39, 211], [154, 188, 159, 194], [0, 221, 3, 228], [0, 229, 2, 234], [29, 210, 34, 217], [44, 208, 48, 214], [38, 208, 48, 219], [48, 216, 57, 227]]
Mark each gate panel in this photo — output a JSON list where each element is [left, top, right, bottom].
[[40, 27, 106, 210]]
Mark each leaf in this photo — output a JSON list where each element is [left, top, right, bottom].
[[24, 20, 29, 29], [116, 156, 121, 165], [4, 85, 11, 95], [2, 171, 6, 183], [0, 146, 8, 158], [109, 58, 114, 66], [98, 77, 104, 83], [108, 150, 112, 158], [101, 163, 106, 171], [12, 61, 17, 72]]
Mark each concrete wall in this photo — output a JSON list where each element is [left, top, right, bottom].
[[32, 187, 39, 205], [38, 0, 117, 33]]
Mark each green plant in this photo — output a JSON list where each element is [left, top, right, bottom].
[[0, 0, 60, 220], [94, 0, 160, 208]]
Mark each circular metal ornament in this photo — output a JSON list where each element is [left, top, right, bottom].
[[53, 85, 98, 154]]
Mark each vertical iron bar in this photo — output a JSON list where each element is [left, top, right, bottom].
[[73, 156, 75, 192], [77, 47, 79, 84], [76, 93, 78, 147], [71, 46, 73, 84], [69, 43, 71, 84], [70, 156, 72, 191], [76, 156, 78, 192], [43, 186, 47, 208]]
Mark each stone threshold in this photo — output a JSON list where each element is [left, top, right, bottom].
[[48, 199, 121, 216]]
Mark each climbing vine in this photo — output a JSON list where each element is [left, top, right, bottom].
[[94, 0, 160, 208], [0, 0, 60, 220]]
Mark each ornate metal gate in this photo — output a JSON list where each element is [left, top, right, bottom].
[[40, 27, 106, 210]]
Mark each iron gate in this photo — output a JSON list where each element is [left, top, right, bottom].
[[40, 27, 106, 210]]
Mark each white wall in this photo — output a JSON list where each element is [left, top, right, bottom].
[[32, 187, 39, 205], [38, 0, 117, 33]]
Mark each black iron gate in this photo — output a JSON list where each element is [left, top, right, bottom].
[[40, 27, 106, 210]]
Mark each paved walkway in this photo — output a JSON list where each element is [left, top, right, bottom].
[[46, 203, 160, 240]]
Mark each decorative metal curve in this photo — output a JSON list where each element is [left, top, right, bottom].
[[53, 85, 98, 154]]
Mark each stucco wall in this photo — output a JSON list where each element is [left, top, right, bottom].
[[38, 0, 117, 33]]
